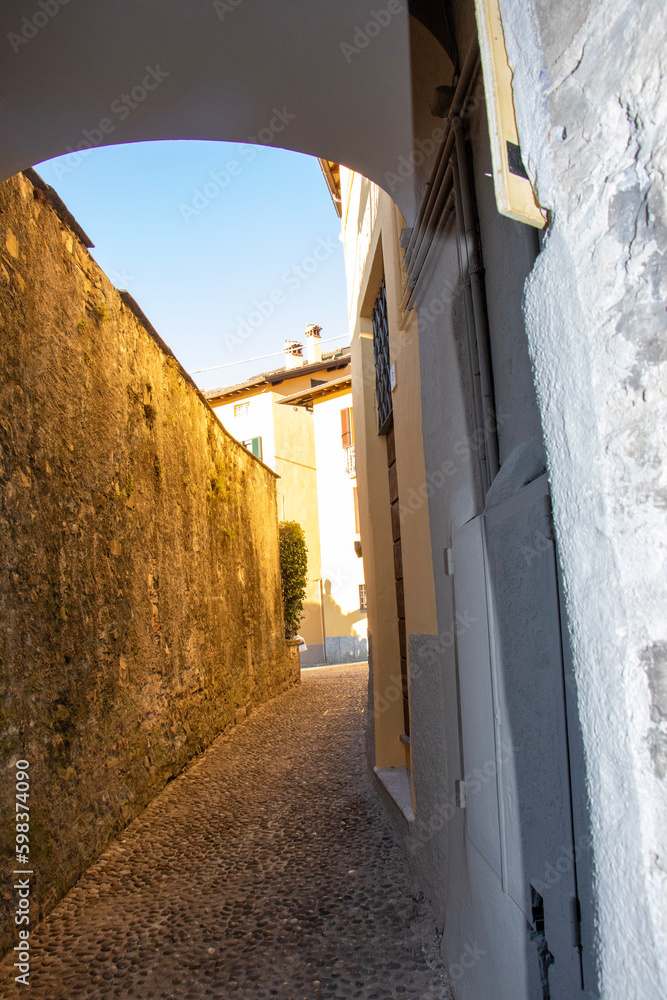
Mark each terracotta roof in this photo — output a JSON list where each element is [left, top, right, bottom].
[[276, 374, 352, 407], [204, 348, 351, 403]]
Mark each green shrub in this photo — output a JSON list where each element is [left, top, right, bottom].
[[279, 521, 308, 639]]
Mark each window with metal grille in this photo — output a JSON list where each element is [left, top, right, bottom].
[[359, 584, 367, 611], [372, 277, 392, 434], [234, 402, 249, 417]]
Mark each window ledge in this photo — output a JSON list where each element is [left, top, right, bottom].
[[373, 766, 415, 827]]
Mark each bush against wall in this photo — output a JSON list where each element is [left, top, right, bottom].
[[279, 521, 308, 638]]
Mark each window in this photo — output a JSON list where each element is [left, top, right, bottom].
[[234, 402, 249, 417], [359, 584, 367, 611], [340, 406, 354, 448], [243, 437, 262, 460], [372, 277, 393, 435]]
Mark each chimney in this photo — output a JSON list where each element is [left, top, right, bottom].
[[284, 340, 304, 369], [305, 324, 322, 364]]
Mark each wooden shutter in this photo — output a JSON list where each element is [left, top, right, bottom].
[[341, 407, 353, 448]]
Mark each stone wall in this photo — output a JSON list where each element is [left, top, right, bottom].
[[0, 171, 299, 956], [499, 1, 667, 994]]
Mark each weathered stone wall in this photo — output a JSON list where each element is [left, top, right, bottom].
[[498, 1, 667, 995], [0, 171, 299, 956]]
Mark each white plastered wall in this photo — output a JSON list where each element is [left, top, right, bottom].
[[497, 0, 667, 994]]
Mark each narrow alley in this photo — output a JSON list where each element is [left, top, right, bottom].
[[1, 664, 451, 1000]]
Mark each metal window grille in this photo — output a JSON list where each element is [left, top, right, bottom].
[[372, 278, 393, 434], [359, 584, 367, 611], [344, 444, 356, 478], [234, 402, 249, 417]]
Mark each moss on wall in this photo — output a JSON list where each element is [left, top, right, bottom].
[[0, 171, 299, 954]]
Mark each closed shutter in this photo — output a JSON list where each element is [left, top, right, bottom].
[[243, 437, 262, 461], [341, 407, 354, 448]]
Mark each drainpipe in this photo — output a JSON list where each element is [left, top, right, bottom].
[[405, 186, 455, 311], [403, 165, 455, 309]]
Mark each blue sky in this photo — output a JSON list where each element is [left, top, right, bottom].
[[36, 141, 348, 391]]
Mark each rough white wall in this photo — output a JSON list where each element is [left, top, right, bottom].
[[499, 0, 667, 994]]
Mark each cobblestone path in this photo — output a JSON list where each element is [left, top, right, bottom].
[[2, 663, 451, 1000]]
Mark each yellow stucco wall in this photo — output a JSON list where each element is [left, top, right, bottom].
[[313, 391, 367, 642], [272, 394, 324, 654], [213, 386, 323, 654], [341, 166, 438, 769], [212, 360, 363, 662]]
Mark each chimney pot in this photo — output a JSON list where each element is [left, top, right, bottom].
[[284, 340, 304, 370], [305, 324, 322, 364]]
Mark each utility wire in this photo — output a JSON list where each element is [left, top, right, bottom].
[[190, 334, 350, 374]]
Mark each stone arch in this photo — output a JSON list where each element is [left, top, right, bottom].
[[0, 0, 419, 217]]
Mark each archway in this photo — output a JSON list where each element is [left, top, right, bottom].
[[0, 0, 418, 217]]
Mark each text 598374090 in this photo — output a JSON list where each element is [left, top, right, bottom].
[[13, 759, 32, 986]]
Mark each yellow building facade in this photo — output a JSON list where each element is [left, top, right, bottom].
[[206, 330, 367, 666], [332, 169, 439, 778], [320, 17, 603, 989]]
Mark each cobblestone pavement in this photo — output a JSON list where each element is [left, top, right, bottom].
[[2, 663, 452, 1000]]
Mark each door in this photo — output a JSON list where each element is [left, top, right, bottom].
[[453, 475, 583, 990]]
